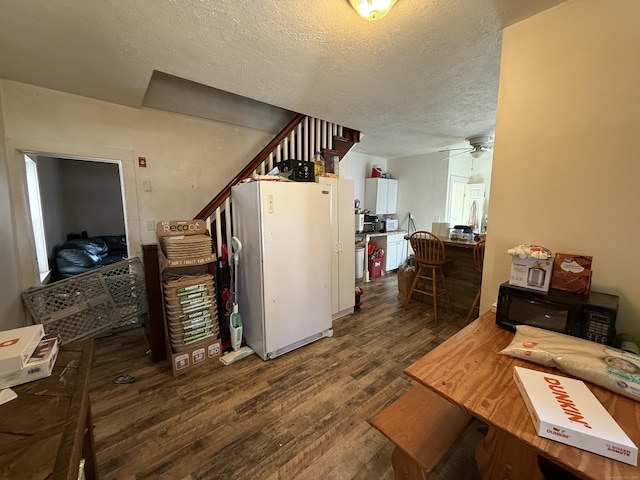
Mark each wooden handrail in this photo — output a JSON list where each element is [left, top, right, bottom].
[[194, 113, 305, 220]]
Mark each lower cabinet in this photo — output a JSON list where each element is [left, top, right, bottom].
[[385, 233, 406, 271]]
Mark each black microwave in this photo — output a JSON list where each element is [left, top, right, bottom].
[[496, 282, 619, 345]]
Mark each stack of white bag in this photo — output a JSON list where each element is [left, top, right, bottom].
[[506, 244, 553, 259], [0, 325, 60, 390], [501, 325, 640, 402]]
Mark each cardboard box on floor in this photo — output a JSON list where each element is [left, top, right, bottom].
[[170, 337, 222, 375], [156, 219, 221, 376]]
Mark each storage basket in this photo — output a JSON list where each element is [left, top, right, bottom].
[[275, 160, 315, 182]]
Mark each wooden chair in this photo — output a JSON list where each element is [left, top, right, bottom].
[[404, 231, 451, 323], [465, 238, 486, 325]]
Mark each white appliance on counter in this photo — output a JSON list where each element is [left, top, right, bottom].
[[231, 181, 333, 360], [384, 218, 399, 232], [355, 213, 365, 233]]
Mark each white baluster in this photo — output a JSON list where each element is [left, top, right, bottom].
[[321, 120, 327, 150], [215, 208, 222, 267], [225, 198, 232, 263], [316, 118, 322, 153], [296, 123, 302, 160]]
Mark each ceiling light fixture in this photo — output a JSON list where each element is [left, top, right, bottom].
[[349, 0, 397, 20], [470, 147, 492, 159], [466, 135, 494, 159]]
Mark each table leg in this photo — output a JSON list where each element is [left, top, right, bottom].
[[475, 426, 544, 480], [364, 236, 370, 282], [83, 404, 99, 479]]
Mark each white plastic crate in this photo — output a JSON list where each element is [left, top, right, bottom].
[[99, 257, 148, 329], [22, 257, 148, 344]]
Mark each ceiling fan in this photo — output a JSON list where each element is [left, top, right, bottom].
[[439, 135, 494, 159]]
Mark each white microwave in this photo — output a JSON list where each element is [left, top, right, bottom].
[[384, 219, 399, 232]]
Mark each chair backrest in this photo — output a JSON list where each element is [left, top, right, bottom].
[[409, 231, 447, 265], [473, 238, 486, 273]]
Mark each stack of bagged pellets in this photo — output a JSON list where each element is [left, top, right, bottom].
[[163, 274, 219, 352], [160, 233, 213, 259]]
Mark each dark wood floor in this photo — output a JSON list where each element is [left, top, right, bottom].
[[89, 273, 483, 480]]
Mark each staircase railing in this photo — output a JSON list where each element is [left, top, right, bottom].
[[143, 113, 359, 362], [194, 114, 359, 260]]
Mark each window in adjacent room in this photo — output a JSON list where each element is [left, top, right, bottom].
[[24, 154, 50, 282]]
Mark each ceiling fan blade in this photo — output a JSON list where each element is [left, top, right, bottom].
[[447, 149, 473, 158], [438, 147, 473, 153]]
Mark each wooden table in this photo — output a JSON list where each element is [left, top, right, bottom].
[[0, 340, 98, 480], [405, 311, 640, 480]]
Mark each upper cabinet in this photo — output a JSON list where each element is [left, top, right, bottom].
[[364, 178, 398, 215]]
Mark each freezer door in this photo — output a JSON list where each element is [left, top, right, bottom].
[[259, 182, 332, 355]]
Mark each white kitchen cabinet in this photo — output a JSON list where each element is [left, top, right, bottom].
[[364, 178, 398, 215], [385, 233, 406, 271], [318, 177, 355, 320]]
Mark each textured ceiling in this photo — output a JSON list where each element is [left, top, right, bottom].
[[0, 0, 567, 159]]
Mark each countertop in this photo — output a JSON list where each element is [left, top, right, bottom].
[[442, 238, 479, 249], [400, 234, 480, 249], [356, 230, 407, 238]]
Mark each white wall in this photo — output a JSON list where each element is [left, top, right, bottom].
[[340, 150, 387, 208], [0, 79, 273, 330], [388, 152, 448, 233], [386, 151, 492, 235], [59, 159, 125, 237], [483, 0, 640, 337], [37, 157, 66, 261], [0, 85, 23, 330]]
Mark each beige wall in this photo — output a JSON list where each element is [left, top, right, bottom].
[[482, 0, 640, 337], [341, 151, 387, 205], [0, 80, 272, 329], [0, 84, 24, 329]]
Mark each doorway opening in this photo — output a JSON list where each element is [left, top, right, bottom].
[[23, 154, 127, 282]]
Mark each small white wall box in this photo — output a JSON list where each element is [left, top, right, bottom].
[[513, 366, 637, 465]]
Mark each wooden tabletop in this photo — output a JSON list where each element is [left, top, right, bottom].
[[0, 339, 96, 480], [405, 311, 640, 479]]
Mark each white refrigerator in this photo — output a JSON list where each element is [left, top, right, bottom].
[[231, 181, 333, 360]]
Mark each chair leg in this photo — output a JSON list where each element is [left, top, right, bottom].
[[465, 287, 481, 325], [431, 266, 438, 324]]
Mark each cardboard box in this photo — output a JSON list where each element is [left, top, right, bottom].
[[156, 219, 217, 268], [170, 337, 221, 376], [0, 325, 45, 375], [551, 253, 592, 295], [0, 336, 59, 389], [513, 366, 637, 465], [509, 256, 553, 293]]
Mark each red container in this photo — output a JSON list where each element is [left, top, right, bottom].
[[372, 166, 382, 178], [369, 258, 383, 278]]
